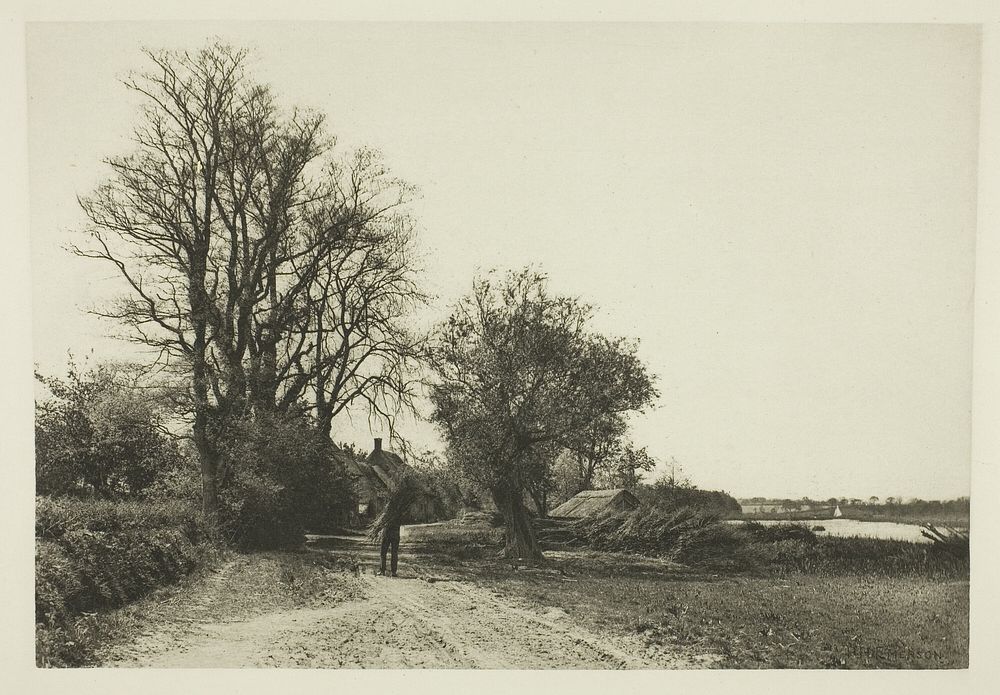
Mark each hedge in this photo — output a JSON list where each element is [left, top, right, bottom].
[[35, 496, 212, 666]]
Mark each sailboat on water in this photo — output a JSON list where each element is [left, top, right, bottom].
[[833, 505, 843, 518]]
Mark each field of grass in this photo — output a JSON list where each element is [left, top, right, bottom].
[[464, 554, 969, 668], [404, 517, 970, 669]]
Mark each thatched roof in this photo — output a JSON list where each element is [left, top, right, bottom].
[[335, 443, 407, 503], [367, 447, 406, 478], [550, 488, 640, 518]]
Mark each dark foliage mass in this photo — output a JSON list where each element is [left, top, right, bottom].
[[427, 268, 657, 559], [634, 482, 742, 517], [35, 360, 358, 550], [217, 413, 356, 549]]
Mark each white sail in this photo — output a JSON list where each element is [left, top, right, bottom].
[[833, 505, 843, 518]]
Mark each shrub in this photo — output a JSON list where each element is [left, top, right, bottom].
[[634, 480, 743, 517], [219, 468, 303, 549], [140, 457, 203, 505], [564, 506, 719, 556], [920, 523, 969, 560], [36, 496, 205, 543], [217, 413, 356, 549], [54, 526, 203, 611], [741, 520, 818, 544], [671, 522, 757, 571], [35, 359, 188, 498], [35, 614, 103, 668], [35, 541, 83, 627]]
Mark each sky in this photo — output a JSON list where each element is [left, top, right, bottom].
[[26, 22, 980, 501]]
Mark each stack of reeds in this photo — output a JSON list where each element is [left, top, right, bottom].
[[366, 469, 423, 543], [566, 505, 719, 555]]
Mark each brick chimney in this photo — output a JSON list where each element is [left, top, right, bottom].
[[373, 437, 382, 453]]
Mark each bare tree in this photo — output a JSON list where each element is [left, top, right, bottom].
[[282, 162, 426, 438], [76, 43, 422, 523]]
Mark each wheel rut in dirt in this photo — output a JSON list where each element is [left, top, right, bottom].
[[104, 568, 700, 668]]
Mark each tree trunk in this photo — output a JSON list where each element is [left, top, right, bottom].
[[526, 485, 548, 519], [493, 486, 543, 562], [191, 388, 220, 530], [250, 253, 280, 415], [195, 436, 219, 524], [189, 251, 219, 531], [314, 309, 333, 438]]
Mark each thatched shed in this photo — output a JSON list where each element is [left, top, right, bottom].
[[549, 488, 640, 519]]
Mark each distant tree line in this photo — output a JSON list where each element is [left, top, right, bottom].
[[741, 496, 969, 513]]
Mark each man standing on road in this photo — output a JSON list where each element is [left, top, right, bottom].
[[379, 522, 401, 577]]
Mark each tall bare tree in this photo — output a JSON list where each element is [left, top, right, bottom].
[[76, 43, 422, 523], [279, 159, 426, 438]]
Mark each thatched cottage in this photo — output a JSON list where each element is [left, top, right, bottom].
[[338, 438, 444, 526]]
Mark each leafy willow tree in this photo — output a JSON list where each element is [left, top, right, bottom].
[[75, 43, 423, 524], [427, 269, 657, 560]]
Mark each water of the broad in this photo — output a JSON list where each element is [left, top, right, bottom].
[[731, 518, 958, 543]]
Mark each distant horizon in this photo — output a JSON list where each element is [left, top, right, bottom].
[[732, 494, 970, 504]]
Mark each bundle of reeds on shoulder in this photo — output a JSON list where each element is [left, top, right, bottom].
[[366, 469, 423, 543]]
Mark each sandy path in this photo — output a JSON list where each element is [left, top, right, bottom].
[[104, 567, 695, 668]]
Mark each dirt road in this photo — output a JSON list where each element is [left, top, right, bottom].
[[100, 539, 703, 668]]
